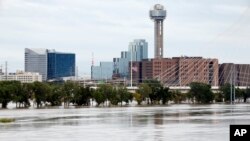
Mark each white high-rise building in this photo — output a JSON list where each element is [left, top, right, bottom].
[[25, 48, 48, 81]]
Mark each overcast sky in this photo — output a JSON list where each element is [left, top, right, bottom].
[[0, 0, 250, 76]]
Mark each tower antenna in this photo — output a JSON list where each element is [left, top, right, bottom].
[[92, 52, 94, 66]]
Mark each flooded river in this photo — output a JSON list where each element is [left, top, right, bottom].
[[1, 104, 250, 141]]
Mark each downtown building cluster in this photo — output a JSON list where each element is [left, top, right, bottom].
[[25, 48, 75, 81], [1, 48, 76, 83], [91, 4, 250, 87], [91, 39, 148, 80]]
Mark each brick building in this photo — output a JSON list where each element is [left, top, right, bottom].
[[131, 57, 219, 86]]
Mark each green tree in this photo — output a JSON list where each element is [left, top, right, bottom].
[[133, 93, 143, 105], [62, 81, 77, 106], [189, 82, 214, 104], [235, 88, 244, 102], [0, 81, 18, 108], [220, 83, 234, 102], [33, 82, 50, 108], [73, 86, 92, 106], [46, 84, 62, 106], [157, 87, 171, 105], [214, 92, 223, 103], [137, 83, 152, 104], [243, 87, 250, 103], [12, 82, 31, 108], [109, 88, 119, 106], [93, 89, 106, 106], [98, 84, 113, 106], [171, 90, 186, 104], [143, 80, 162, 104]]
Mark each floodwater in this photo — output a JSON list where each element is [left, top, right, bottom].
[[0, 104, 250, 141]]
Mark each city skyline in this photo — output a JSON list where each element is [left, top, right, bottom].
[[0, 0, 250, 76]]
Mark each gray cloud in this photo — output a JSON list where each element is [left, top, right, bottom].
[[0, 0, 250, 75]]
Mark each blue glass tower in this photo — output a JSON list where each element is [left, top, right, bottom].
[[47, 51, 75, 80]]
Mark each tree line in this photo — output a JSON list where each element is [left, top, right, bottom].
[[0, 80, 250, 108]]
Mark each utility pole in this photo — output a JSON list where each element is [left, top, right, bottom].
[[130, 51, 133, 87], [233, 64, 236, 104], [5, 61, 8, 81], [230, 65, 233, 105]]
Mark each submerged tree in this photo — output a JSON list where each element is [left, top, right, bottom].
[[137, 83, 152, 104], [0, 81, 17, 108], [46, 84, 62, 106], [33, 82, 50, 108], [143, 80, 162, 104], [62, 81, 78, 106], [189, 82, 214, 104]]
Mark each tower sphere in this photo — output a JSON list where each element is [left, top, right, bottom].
[[150, 4, 167, 20]]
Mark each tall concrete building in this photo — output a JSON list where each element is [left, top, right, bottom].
[[25, 48, 75, 81], [150, 4, 167, 58], [25, 48, 48, 81]]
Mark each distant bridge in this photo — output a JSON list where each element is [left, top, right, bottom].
[[126, 86, 249, 94]]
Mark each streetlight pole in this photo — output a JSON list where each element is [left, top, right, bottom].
[[233, 64, 236, 104], [230, 65, 233, 105], [130, 51, 133, 87]]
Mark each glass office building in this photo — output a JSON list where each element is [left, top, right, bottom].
[[128, 39, 148, 62], [91, 62, 113, 80], [25, 48, 75, 81], [47, 50, 75, 80]]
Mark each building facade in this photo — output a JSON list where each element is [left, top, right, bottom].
[[137, 57, 219, 86], [128, 61, 142, 85], [25, 48, 48, 81], [47, 50, 75, 80], [0, 71, 42, 83], [128, 39, 148, 61], [25, 48, 75, 81], [91, 62, 113, 80], [219, 63, 250, 86], [113, 51, 131, 78]]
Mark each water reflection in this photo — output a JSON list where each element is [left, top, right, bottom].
[[1, 104, 250, 141]]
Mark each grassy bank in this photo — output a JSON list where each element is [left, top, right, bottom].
[[0, 118, 15, 123]]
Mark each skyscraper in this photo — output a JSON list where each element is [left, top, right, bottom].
[[150, 4, 167, 58], [47, 50, 75, 80], [25, 48, 75, 81], [128, 39, 148, 61], [112, 39, 148, 79], [25, 48, 48, 81]]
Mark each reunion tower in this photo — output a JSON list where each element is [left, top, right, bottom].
[[150, 4, 167, 59]]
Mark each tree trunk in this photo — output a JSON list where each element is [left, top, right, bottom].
[[2, 102, 8, 108], [244, 97, 247, 103]]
